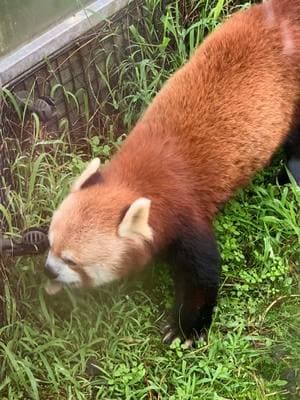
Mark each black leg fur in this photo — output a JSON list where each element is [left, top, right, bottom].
[[164, 224, 220, 344], [277, 126, 300, 185]]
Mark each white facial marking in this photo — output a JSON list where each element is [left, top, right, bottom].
[[85, 265, 118, 286], [46, 252, 81, 284], [48, 231, 54, 247], [61, 250, 75, 262]]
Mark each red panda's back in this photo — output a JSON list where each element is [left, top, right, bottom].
[[139, 1, 300, 208], [272, 0, 300, 25]]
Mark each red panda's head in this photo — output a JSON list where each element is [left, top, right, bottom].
[[45, 158, 154, 294]]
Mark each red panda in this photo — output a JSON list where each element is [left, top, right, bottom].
[[46, 0, 300, 343]]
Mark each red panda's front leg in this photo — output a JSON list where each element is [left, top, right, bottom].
[[277, 126, 300, 185], [163, 225, 220, 344]]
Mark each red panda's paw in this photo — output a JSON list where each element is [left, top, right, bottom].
[[162, 324, 176, 344], [162, 323, 206, 348], [162, 324, 192, 347]]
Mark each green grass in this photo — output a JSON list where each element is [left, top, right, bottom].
[[1, 0, 299, 399]]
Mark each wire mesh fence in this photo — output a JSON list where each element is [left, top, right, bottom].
[[0, 0, 144, 233]]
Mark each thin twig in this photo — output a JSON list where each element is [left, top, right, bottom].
[[261, 294, 300, 321]]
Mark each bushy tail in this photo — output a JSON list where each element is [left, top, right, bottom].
[[271, 0, 300, 24]]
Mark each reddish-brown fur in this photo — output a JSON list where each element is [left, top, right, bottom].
[[101, 0, 300, 252]]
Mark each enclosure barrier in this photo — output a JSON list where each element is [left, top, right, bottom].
[[0, 0, 145, 230]]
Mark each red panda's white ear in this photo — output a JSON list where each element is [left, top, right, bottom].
[[118, 198, 153, 241], [71, 158, 101, 192]]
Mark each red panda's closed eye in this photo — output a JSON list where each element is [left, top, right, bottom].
[[62, 257, 78, 267]]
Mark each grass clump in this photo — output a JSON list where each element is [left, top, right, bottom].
[[0, 0, 299, 399]]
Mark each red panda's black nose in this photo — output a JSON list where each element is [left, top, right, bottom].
[[45, 263, 59, 279]]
